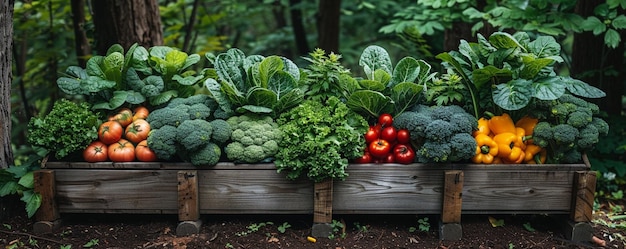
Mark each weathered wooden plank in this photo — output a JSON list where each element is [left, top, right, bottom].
[[313, 179, 333, 223], [571, 171, 596, 222], [178, 170, 199, 221], [333, 164, 444, 214], [197, 168, 313, 214], [34, 170, 59, 221], [53, 169, 180, 212], [462, 169, 575, 213], [442, 170, 463, 223]]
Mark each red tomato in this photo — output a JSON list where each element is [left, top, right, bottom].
[[396, 129, 411, 144], [108, 139, 136, 162], [124, 119, 151, 144], [353, 152, 372, 164], [378, 113, 393, 127], [380, 126, 397, 143], [384, 153, 395, 163], [98, 120, 123, 145], [133, 106, 150, 121], [135, 140, 157, 162], [364, 126, 380, 144], [83, 141, 108, 162], [393, 144, 415, 164], [109, 108, 133, 127], [369, 139, 392, 159]]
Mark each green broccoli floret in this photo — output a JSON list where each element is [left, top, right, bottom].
[[551, 124, 579, 145], [225, 114, 283, 163], [591, 117, 609, 136], [176, 119, 213, 151], [188, 142, 221, 166], [566, 110, 593, 128], [577, 124, 599, 150], [186, 103, 212, 120], [147, 125, 178, 160], [554, 148, 582, 164], [395, 104, 476, 163], [147, 105, 191, 129], [168, 94, 214, 108], [393, 111, 432, 139], [424, 120, 454, 141], [532, 121, 553, 148], [209, 119, 232, 144], [448, 133, 477, 162]]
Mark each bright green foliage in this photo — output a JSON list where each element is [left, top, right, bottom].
[[302, 48, 354, 103], [26, 99, 99, 160], [176, 119, 213, 151], [393, 104, 477, 163], [224, 114, 282, 163], [530, 94, 609, 163], [275, 97, 368, 182], [0, 155, 43, 218]]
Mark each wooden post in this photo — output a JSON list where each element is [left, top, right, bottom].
[[33, 170, 61, 234], [176, 170, 201, 236], [564, 171, 596, 242], [311, 178, 333, 238], [440, 170, 463, 241]]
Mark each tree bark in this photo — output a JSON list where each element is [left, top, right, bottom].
[[92, 0, 164, 54], [0, 0, 15, 169], [71, 0, 91, 67], [289, 0, 310, 57], [571, 0, 625, 115], [317, 0, 340, 53]]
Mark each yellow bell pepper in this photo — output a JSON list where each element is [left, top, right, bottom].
[[493, 132, 525, 163], [523, 144, 547, 164], [473, 117, 492, 137], [471, 133, 499, 164], [515, 115, 539, 136], [488, 113, 516, 135]]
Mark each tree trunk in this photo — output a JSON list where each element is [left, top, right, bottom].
[[289, 0, 310, 57], [71, 0, 91, 67], [571, 0, 625, 115], [0, 0, 15, 169], [92, 0, 164, 54], [317, 0, 340, 53]]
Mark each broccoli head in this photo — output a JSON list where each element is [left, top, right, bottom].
[[551, 124, 579, 145], [146, 105, 191, 129], [591, 117, 609, 136], [176, 119, 213, 151], [531, 121, 553, 148], [147, 125, 178, 160], [224, 114, 283, 163], [209, 119, 232, 144], [188, 142, 222, 166], [577, 124, 599, 150]]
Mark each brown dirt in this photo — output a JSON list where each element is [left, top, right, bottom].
[[1, 197, 624, 249]]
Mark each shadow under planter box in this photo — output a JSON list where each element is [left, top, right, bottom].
[[33, 162, 595, 241]]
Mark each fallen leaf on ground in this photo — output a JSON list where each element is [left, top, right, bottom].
[[488, 216, 505, 227]]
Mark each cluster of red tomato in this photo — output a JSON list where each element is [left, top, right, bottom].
[[82, 106, 157, 163], [354, 113, 416, 164]]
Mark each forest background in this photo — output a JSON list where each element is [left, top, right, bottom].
[[1, 0, 625, 211]]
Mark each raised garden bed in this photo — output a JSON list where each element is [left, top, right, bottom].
[[33, 161, 596, 241]]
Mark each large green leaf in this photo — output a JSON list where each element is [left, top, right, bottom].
[[124, 90, 146, 105], [215, 48, 245, 90], [390, 82, 424, 115], [472, 66, 512, 89], [21, 190, 41, 218], [489, 32, 523, 50], [492, 79, 533, 110], [92, 91, 128, 110], [373, 69, 391, 86], [149, 90, 178, 106], [533, 77, 567, 100], [415, 60, 436, 84], [562, 77, 607, 98], [237, 105, 273, 114], [359, 45, 393, 80], [181, 54, 201, 71], [268, 71, 297, 99], [274, 88, 304, 115], [86, 56, 105, 78], [17, 171, 34, 189], [390, 57, 420, 87], [527, 35, 561, 59], [358, 79, 386, 91], [346, 90, 392, 118], [172, 74, 203, 86], [246, 87, 278, 109], [520, 57, 554, 79], [204, 78, 233, 115], [0, 181, 19, 196], [258, 56, 283, 88], [57, 66, 116, 95]]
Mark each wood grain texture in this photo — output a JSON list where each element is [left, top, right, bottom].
[[34, 170, 59, 221], [442, 170, 463, 223], [178, 170, 199, 221], [44, 163, 590, 215], [571, 171, 597, 222], [314, 179, 333, 223]]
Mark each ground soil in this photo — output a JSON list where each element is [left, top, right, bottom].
[[1, 196, 624, 249]]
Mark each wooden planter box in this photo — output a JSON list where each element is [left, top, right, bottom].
[[33, 162, 596, 241]]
